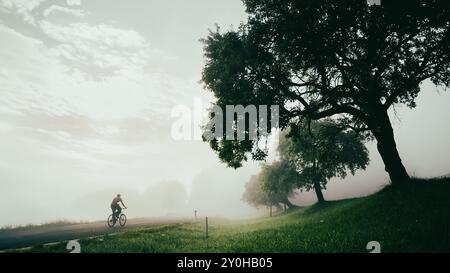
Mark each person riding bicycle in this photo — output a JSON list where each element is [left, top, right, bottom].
[[111, 194, 127, 224]]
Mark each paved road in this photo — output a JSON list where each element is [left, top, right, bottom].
[[0, 218, 193, 251]]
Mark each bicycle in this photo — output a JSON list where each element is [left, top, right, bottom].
[[107, 207, 127, 227]]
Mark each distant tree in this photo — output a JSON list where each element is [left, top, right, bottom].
[[201, 0, 450, 185], [242, 175, 271, 211], [259, 160, 298, 210], [242, 173, 294, 216], [279, 120, 370, 202]]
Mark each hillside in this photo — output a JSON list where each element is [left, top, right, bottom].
[[12, 178, 450, 253]]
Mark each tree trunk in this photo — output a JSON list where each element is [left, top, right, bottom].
[[269, 204, 273, 217], [313, 180, 325, 203], [312, 160, 325, 203], [283, 197, 292, 210], [372, 111, 410, 185]]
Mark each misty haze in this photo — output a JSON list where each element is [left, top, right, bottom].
[[0, 0, 450, 256]]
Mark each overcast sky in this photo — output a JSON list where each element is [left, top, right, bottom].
[[1, 0, 450, 226]]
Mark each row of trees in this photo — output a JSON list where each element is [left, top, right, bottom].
[[242, 119, 369, 211]]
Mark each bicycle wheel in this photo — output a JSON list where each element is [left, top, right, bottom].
[[107, 214, 115, 227], [119, 213, 127, 227]]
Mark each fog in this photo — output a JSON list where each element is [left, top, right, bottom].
[[1, 0, 450, 227]]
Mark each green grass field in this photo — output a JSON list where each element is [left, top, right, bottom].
[[13, 178, 450, 253]]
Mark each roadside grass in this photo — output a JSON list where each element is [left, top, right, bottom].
[[9, 178, 450, 253], [0, 220, 91, 233]]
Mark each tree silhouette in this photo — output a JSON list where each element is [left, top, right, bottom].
[[243, 172, 295, 216], [201, 0, 450, 185], [259, 160, 298, 208], [278, 120, 369, 202], [245, 120, 368, 205]]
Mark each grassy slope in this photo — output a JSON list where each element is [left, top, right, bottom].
[[14, 178, 450, 253]]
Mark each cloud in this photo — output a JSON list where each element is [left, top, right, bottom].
[[0, 0, 48, 25], [38, 20, 169, 78], [66, 0, 81, 6], [40, 21, 148, 49], [43, 5, 85, 17], [0, 21, 200, 150]]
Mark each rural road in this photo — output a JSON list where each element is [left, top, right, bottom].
[[0, 218, 193, 251]]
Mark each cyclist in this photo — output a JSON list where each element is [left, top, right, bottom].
[[111, 194, 127, 224]]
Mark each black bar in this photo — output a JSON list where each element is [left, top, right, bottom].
[[0, 253, 449, 272]]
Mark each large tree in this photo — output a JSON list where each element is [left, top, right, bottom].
[[201, 0, 450, 185]]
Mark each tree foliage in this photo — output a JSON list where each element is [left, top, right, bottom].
[[242, 165, 296, 210], [279, 120, 370, 201], [242, 175, 272, 209], [244, 119, 369, 204], [259, 160, 298, 207]]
